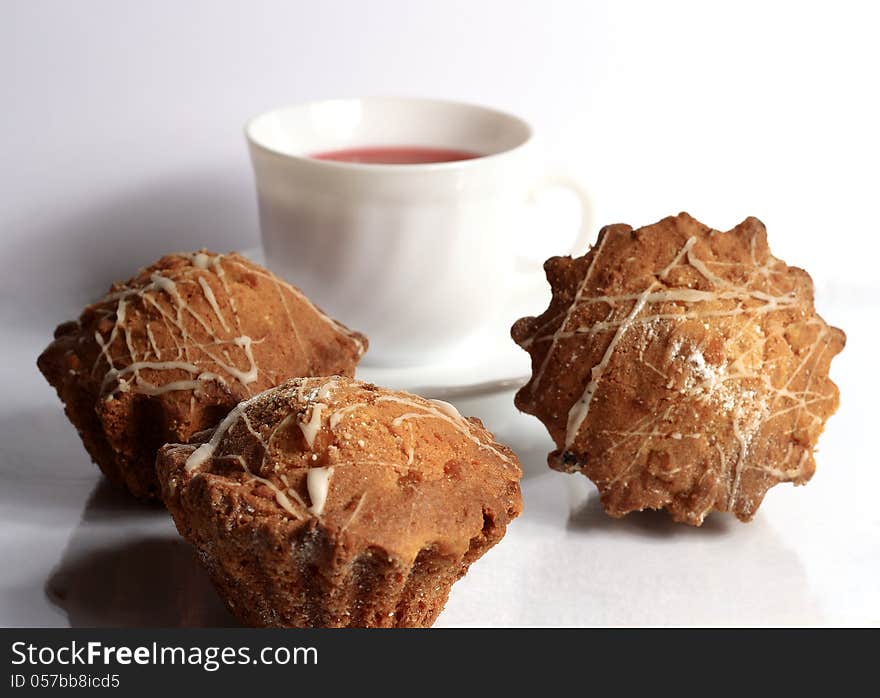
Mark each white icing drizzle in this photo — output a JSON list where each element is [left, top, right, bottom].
[[219, 453, 306, 519], [103, 360, 199, 388], [211, 254, 243, 334], [133, 378, 203, 396], [145, 323, 161, 360], [565, 278, 656, 448], [376, 395, 515, 469], [150, 272, 178, 297], [226, 258, 365, 359], [185, 378, 335, 474], [189, 252, 210, 269], [404, 421, 415, 466], [179, 377, 517, 524], [427, 398, 461, 419], [329, 404, 362, 430], [299, 403, 327, 449], [558, 235, 796, 450], [315, 379, 338, 401], [217, 336, 259, 385], [197, 276, 230, 332], [307, 466, 334, 516], [89, 251, 360, 402], [686, 246, 728, 287], [185, 389, 267, 472], [340, 492, 367, 533], [528, 229, 613, 395], [277, 473, 309, 510]]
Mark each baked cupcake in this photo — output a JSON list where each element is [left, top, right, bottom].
[[512, 213, 844, 525], [157, 376, 523, 627], [38, 251, 366, 500]]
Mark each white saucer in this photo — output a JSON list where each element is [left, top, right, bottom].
[[241, 247, 548, 399], [357, 325, 531, 399]]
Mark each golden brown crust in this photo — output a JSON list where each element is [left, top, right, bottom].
[[512, 213, 845, 525], [157, 376, 523, 627], [37, 251, 367, 500]]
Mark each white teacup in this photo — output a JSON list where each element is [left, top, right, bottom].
[[246, 97, 591, 366]]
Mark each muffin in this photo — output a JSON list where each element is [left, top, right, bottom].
[[38, 251, 366, 500], [512, 213, 844, 525], [157, 376, 523, 627]]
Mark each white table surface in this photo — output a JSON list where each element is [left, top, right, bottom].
[[0, 279, 873, 627], [2, 0, 877, 627]]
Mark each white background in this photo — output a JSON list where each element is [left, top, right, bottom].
[[1, 1, 877, 627]]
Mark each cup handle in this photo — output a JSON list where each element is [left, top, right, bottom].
[[518, 171, 594, 272]]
